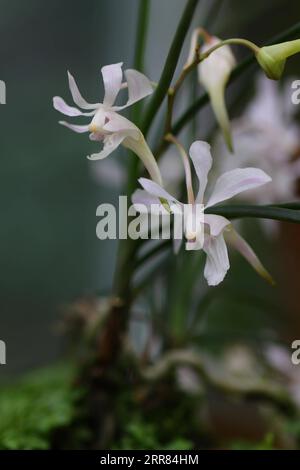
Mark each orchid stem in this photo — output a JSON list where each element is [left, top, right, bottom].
[[96, 1, 153, 370], [200, 38, 260, 59], [165, 134, 195, 204]]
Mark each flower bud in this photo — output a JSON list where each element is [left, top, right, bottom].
[[256, 39, 300, 80]]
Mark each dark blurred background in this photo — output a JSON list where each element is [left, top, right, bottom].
[[0, 0, 300, 376]]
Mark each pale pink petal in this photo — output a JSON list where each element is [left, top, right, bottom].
[[189, 141, 212, 203], [101, 62, 123, 107], [103, 111, 140, 140], [203, 233, 230, 286], [53, 96, 82, 116], [68, 71, 99, 110], [225, 228, 274, 285], [204, 214, 231, 237], [206, 168, 272, 208], [53, 96, 95, 117], [89, 132, 103, 141], [59, 121, 89, 133], [138, 178, 180, 204], [132, 189, 163, 213], [87, 133, 125, 160], [114, 69, 153, 110]]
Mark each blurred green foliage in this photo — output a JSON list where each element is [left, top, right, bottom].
[[229, 433, 275, 450], [113, 415, 193, 450], [0, 364, 84, 449]]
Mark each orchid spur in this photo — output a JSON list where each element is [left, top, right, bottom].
[[133, 140, 273, 286], [53, 62, 162, 185], [184, 29, 236, 152], [197, 34, 236, 153]]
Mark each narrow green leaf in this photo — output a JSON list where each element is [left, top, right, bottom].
[[141, 0, 199, 136], [207, 204, 300, 223]]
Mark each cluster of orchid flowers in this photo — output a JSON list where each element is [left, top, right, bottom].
[[53, 30, 300, 286]]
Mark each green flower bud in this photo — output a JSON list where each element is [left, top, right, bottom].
[[256, 39, 300, 80]]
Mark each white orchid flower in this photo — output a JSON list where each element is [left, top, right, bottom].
[[133, 140, 273, 286], [53, 62, 162, 185], [198, 36, 236, 152]]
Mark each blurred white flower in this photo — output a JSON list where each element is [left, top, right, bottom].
[[214, 75, 300, 205], [265, 344, 300, 408], [133, 140, 272, 286], [90, 147, 184, 192], [53, 63, 162, 185], [90, 157, 126, 189], [176, 366, 203, 395]]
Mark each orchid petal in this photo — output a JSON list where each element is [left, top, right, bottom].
[[204, 214, 231, 237], [114, 69, 153, 110], [53, 96, 83, 116], [203, 233, 230, 286], [53, 96, 95, 117], [59, 121, 89, 133], [225, 228, 275, 285], [103, 111, 140, 140], [138, 178, 180, 204], [67, 71, 99, 109], [189, 141, 212, 203], [87, 133, 125, 160], [132, 189, 164, 214], [206, 168, 272, 208], [101, 62, 123, 107], [89, 132, 103, 141]]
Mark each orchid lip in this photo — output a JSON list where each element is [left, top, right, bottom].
[[89, 123, 109, 135]]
